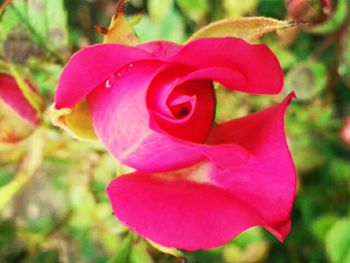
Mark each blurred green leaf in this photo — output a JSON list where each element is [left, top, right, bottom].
[[257, 0, 285, 19], [222, 245, 244, 263], [329, 159, 350, 181], [311, 214, 338, 242], [326, 218, 350, 263], [0, 0, 27, 43], [147, 0, 173, 23], [175, 0, 208, 23], [0, 169, 14, 187], [130, 240, 154, 263], [233, 227, 265, 248], [338, 22, 350, 88], [108, 233, 132, 263], [159, 10, 185, 42], [223, 0, 257, 18], [134, 10, 185, 43], [27, 0, 48, 39], [45, 0, 69, 49], [309, 0, 348, 34]]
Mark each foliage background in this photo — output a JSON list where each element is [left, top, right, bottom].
[[0, 0, 350, 262]]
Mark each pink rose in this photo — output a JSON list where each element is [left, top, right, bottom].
[[0, 73, 40, 143], [55, 37, 296, 250]]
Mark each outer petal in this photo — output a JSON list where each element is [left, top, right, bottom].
[[55, 44, 154, 109], [208, 92, 297, 240], [106, 94, 296, 250], [137, 41, 182, 59], [170, 37, 283, 94], [107, 170, 265, 251]]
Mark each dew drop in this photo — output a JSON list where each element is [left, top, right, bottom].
[[105, 73, 118, 89], [105, 79, 111, 88]]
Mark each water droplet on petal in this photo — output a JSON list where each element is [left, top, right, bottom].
[[105, 73, 118, 89], [105, 79, 111, 88]]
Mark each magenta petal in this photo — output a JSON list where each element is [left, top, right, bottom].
[[88, 61, 204, 172], [151, 80, 216, 143], [177, 67, 248, 93], [208, 92, 297, 240], [171, 38, 283, 94], [196, 143, 250, 167], [0, 73, 38, 124], [55, 44, 153, 109], [137, 41, 182, 59], [106, 93, 296, 250], [107, 171, 265, 251]]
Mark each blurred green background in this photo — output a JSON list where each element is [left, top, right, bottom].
[[1, 0, 350, 262]]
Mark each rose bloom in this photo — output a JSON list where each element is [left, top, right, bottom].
[[55, 37, 296, 250], [0, 73, 40, 143]]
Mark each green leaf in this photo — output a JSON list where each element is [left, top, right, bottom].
[[326, 219, 350, 263], [187, 17, 296, 43], [222, 245, 244, 263], [175, 0, 208, 23], [311, 214, 338, 242], [308, 0, 348, 34], [147, 0, 173, 23], [329, 159, 350, 181], [233, 227, 265, 248], [0, 0, 28, 43], [45, 0, 69, 49], [0, 170, 14, 187], [338, 19, 350, 88], [223, 0, 258, 18], [134, 11, 185, 43], [159, 10, 185, 43], [27, 0, 48, 39], [108, 233, 133, 263], [27, 0, 68, 49], [130, 240, 154, 263]]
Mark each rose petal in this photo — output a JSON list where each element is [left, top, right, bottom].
[[149, 78, 216, 143], [208, 92, 296, 238], [107, 170, 265, 251], [177, 67, 247, 92], [106, 93, 296, 250], [55, 44, 153, 109], [137, 41, 182, 59], [87, 61, 205, 172], [88, 60, 250, 171], [171, 37, 283, 94], [0, 73, 38, 124]]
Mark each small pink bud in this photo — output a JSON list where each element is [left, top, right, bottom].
[[0, 73, 41, 143], [340, 117, 350, 145], [286, 0, 332, 24]]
